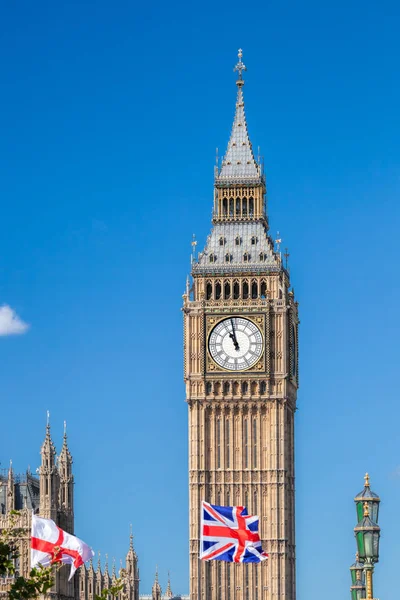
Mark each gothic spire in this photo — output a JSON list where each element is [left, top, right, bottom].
[[59, 421, 73, 464], [7, 460, 15, 511], [165, 571, 173, 599], [40, 411, 56, 466], [216, 49, 261, 184], [97, 552, 102, 574], [152, 566, 162, 600]]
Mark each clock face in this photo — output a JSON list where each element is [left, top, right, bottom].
[[208, 317, 263, 371]]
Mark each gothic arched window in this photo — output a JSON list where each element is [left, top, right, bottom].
[[242, 198, 248, 216], [219, 237, 226, 246], [243, 252, 250, 262], [236, 198, 240, 216], [206, 382, 212, 395], [224, 281, 231, 299], [243, 281, 249, 299], [222, 198, 228, 216], [233, 280, 240, 299], [260, 381, 266, 394], [206, 281, 213, 300], [251, 280, 258, 299], [260, 280, 267, 298], [251, 236, 257, 245], [209, 253, 216, 263], [249, 197, 254, 216], [235, 236, 241, 246], [225, 253, 232, 263], [215, 281, 222, 300], [229, 198, 234, 216]]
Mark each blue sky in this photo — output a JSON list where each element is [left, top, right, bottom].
[[1, 0, 399, 596]]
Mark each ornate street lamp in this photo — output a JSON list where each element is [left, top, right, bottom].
[[354, 502, 380, 600], [350, 554, 366, 600], [354, 473, 380, 524]]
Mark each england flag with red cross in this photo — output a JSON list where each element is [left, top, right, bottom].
[[200, 501, 268, 563], [31, 513, 94, 579]]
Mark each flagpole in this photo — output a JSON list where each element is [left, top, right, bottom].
[[197, 555, 201, 600]]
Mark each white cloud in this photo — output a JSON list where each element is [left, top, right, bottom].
[[0, 305, 29, 336]]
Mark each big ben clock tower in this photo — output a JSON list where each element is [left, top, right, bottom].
[[183, 50, 298, 600]]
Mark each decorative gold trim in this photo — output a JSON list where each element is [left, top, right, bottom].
[[205, 314, 265, 373]]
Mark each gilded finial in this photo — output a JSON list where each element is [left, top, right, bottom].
[[46, 410, 50, 430], [234, 48, 247, 86], [364, 473, 370, 487], [363, 501, 369, 518], [155, 564, 159, 582]]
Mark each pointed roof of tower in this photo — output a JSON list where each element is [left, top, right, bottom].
[[58, 421, 73, 464], [216, 50, 262, 185], [126, 524, 137, 559], [97, 552, 102, 574], [152, 566, 162, 594], [40, 411, 56, 459], [165, 571, 173, 599]]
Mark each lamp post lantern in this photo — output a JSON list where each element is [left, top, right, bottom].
[[354, 473, 380, 524], [354, 502, 380, 600], [350, 554, 366, 600]]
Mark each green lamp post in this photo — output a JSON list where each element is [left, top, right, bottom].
[[350, 554, 366, 600], [354, 501, 380, 600]]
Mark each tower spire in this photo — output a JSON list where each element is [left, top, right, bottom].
[[152, 566, 162, 600], [58, 419, 74, 530], [216, 49, 261, 184], [39, 411, 59, 519], [7, 459, 15, 511]]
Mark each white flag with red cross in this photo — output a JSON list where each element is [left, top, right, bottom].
[[31, 513, 94, 579]]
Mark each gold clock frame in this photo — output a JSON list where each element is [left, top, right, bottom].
[[205, 313, 266, 374]]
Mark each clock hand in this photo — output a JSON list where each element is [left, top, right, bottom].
[[229, 318, 240, 351]]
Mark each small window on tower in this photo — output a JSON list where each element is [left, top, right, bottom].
[[251, 236, 258, 245], [206, 382, 212, 395], [225, 253, 232, 263], [219, 237, 226, 246], [243, 252, 250, 262], [209, 254, 216, 263], [235, 236, 241, 246]]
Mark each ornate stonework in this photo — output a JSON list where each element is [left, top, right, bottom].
[[0, 425, 139, 600], [184, 51, 299, 600]]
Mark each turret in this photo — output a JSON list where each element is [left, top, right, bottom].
[[124, 525, 139, 600], [6, 460, 15, 512], [165, 572, 173, 599], [39, 412, 59, 520], [151, 567, 162, 600], [58, 421, 74, 532]]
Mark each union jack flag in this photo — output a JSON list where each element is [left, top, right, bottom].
[[200, 501, 268, 563]]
